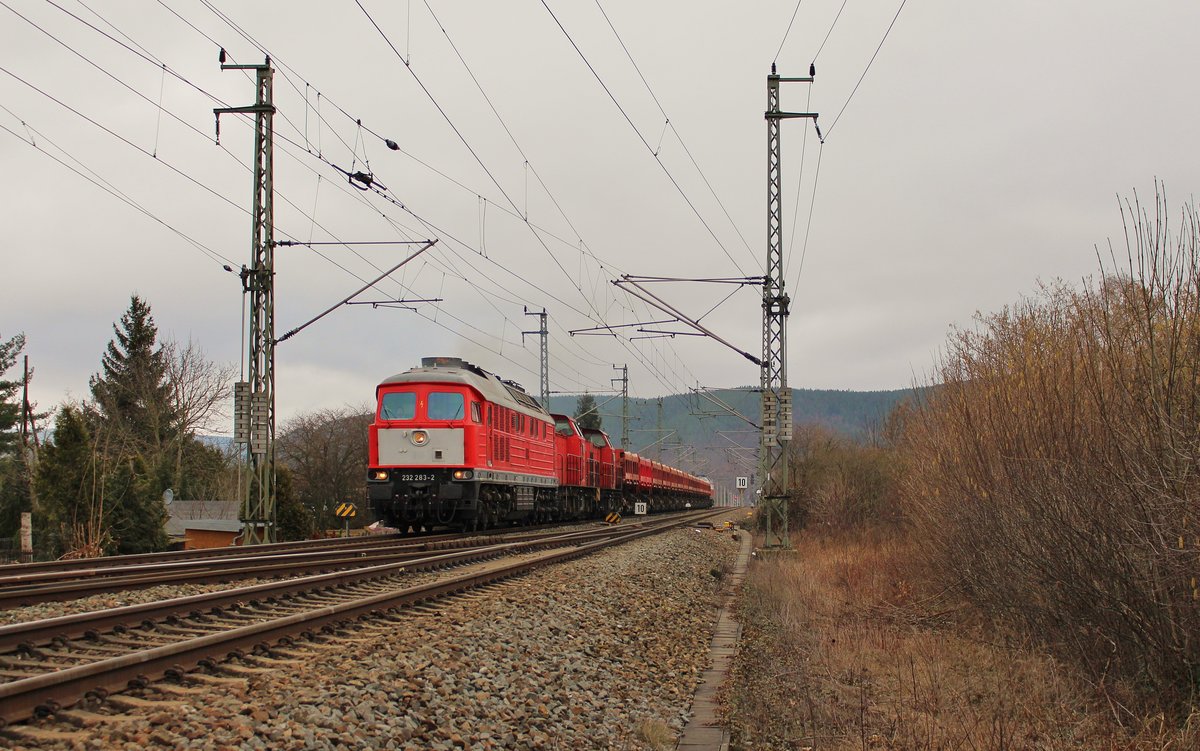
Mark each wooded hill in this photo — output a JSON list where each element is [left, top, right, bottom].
[[548, 386, 917, 489]]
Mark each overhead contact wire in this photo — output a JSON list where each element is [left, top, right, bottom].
[[355, 1, 698, 395], [538, 0, 752, 277], [593, 0, 758, 267], [825, 0, 909, 139]]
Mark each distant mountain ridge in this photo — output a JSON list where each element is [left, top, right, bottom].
[[549, 386, 918, 489], [548, 386, 915, 442]]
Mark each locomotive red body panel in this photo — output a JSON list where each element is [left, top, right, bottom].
[[580, 428, 619, 491], [551, 414, 589, 487]]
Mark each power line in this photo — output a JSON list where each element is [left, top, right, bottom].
[[276, 129, 621, 390], [824, 0, 909, 139], [791, 144, 825, 290], [165, 0, 704, 396], [0, 63, 250, 217], [354, 1, 704, 397], [593, 0, 759, 265], [0, 39, 389, 292], [38, 0, 226, 108], [812, 0, 850, 65], [537, 0, 756, 276], [354, 0, 526, 220], [416, 0, 636, 302], [0, 114, 234, 268], [4, 2, 224, 149], [5, 5, 597, 393], [32, 0, 705, 399], [0, 23, 438, 338], [772, 0, 805, 64]]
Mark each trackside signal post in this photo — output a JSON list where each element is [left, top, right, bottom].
[[218, 56, 277, 545], [760, 63, 817, 549]]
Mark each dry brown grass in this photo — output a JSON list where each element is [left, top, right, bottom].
[[722, 531, 1200, 751], [635, 718, 675, 750]]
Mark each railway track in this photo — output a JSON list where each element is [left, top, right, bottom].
[[0, 516, 687, 608], [0, 533, 497, 609], [0, 529, 412, 576], [0, 510, 723, 728]]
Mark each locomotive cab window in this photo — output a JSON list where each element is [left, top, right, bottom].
[[380, 391, 417, 420], [554, 416, 575, 437], [471, 402, 482, 423], [428, 392, 465, 420]]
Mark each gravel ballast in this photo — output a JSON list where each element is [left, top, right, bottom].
[[7, 525, 739, 750]]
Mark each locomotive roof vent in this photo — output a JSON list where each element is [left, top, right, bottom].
[[422, 356, 465, 369], [419, 356, 489, 379]]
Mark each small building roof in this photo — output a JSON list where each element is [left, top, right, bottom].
[[166, 499, 242, 537], [167, 500, 240, 521]]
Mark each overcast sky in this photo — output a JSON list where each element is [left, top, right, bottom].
[[3, 1, 1198, 433]]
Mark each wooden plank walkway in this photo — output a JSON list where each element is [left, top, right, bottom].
[[676, 530, 752, 750]]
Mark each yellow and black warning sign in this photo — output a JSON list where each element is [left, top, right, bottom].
[[604, 511, 621, 524], [336, 502, 357, 518]]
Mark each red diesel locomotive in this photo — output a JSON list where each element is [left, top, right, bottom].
[[367, 357, 713, 531]]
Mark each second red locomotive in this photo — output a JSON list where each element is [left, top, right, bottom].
[[367, 357, 712, 531]]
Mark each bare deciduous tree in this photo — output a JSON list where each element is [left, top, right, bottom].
[[163, 338, 235, 491], [277, 407, 371, 529]]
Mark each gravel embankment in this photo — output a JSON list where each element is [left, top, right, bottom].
[[9, 526, 738, 751]]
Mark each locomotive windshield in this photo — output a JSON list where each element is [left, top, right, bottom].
[[380, 391, 416, 420], [428, 391, 465, 420]]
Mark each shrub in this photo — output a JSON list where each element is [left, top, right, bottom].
[[787, 424, 903, 533], [899, 188, 1200, 712]]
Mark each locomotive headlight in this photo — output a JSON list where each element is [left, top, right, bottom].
[[410, 430, 429, 445], [370, 469, 390, 481], [452, 470, 473, 480]]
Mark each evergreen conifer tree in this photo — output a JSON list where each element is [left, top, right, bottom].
[[83, 296, 178, 554], [104, 454, 169, 554], [0, 334, 30, 541], [574, 393, 602, 431], [0, 333, 26, 457], [275, 467, 315, 541], [89, 295, 178, 483], [35, 406, 104, 557]]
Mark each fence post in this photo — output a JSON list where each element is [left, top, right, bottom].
[[19, 512, 32, 563]]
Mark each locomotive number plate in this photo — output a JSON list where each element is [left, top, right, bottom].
[[399, 473, 435, 482]]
